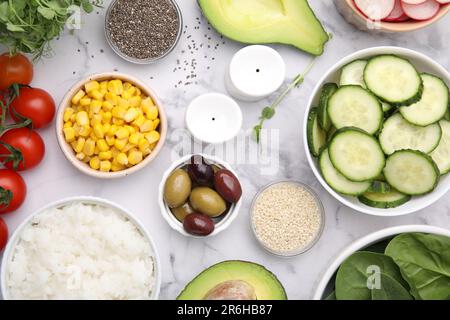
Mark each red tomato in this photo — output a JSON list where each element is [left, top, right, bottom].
[[10, 87, 56, 129], [0, 53, 33, 91], [0, 169, 26, 214], [0, 128, 45, 171], [0, 217, 8, 251]]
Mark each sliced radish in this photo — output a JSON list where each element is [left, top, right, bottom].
[[435, 0, 450, 4], [402, 0, 441, 20], [401, 0, 426, 4], [383, 0, 407, 21], [354, 0, 396, 20]]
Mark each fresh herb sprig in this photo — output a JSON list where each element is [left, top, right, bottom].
[[0, 0, 102, 59], [253, 59, 316, 143]]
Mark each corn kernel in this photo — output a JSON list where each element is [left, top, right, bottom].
[[100, 160, 112, 172], [89, 157, 101, 170], [125, 125, 135, 135], [85, 81, 100, 93], [132, 115, 146, 127], [122, 144, 135, 153], [64, 108, 75, 122], [135, 87, 142, 96], [100, 81, 108, 90], [103, 123, 111, 133], [93, 124, 104, 139], [83, 139, 96, 156], [102, 101, 114, 111], [129, 96, 141, 108], [153, 118, 160, 129], [141, 97, 154, 111], [90, 100, 102, 114], [118, 98, 130, 109], [105, 135, 115, 146], [78, 125, 91, 137], [124, 108, 138, 123], [122, 89, 133, 100], [111, 161, 125, 172], [90, 115, 102, 127], [99, 151, 112, 160], [79, 97, 92, 106], [107, 80, 123, 95], [102, 111, 112, 124], [116, 153, 129, 166], [74, 137, 86, 153], [76, 153, 85, 161], [63, 127, 76, 142], [146, 130, 160, 144], [75, 111, 89, 126], [128, 150, 143, 165], [64, 121, 73, 129], [90, 90, 103, 101], [123, 82, 133, 91], [115, 128, 129, 139], [140, 120, 154, 133], [112, 106, 126, 119], [72, 90, 86, 105], [96, 139, 109, 152], [105, 92, 118, 105], [107, 124, 118, 136], [113, 118, 124, 126], [129, 132, 142, 145], [138, 138, 150, 153], [114, 138, 128, 151], [145, 106, 159, 120], [70, 114, 76, 123]]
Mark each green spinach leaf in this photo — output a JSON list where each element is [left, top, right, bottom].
[[370, 273, 413, 300]]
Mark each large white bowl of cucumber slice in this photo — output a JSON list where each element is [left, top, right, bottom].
[[304, 46, 450, 216]]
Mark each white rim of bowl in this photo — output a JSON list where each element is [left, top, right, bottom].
[[312, 224, 450, 300], [158, 153, 242, 238], [56, 72, 167, 179], [303, 46, 450, 216], [0, 196, 162, 300]]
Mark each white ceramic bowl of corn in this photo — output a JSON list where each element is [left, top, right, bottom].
[[56, 73, 167, 179]]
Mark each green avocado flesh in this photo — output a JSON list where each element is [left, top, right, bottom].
[[198, 0, 329, 55], [177, 261, 287, 300]]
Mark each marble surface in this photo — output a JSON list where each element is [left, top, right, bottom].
[[0, 0, 449, 300]]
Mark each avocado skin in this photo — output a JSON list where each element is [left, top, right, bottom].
[[177, 260, 288, 300], [198, 0, 329, 56]]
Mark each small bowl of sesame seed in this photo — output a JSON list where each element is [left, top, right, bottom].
[[250, 181, 325, 257], [105, 0, 183, 64]]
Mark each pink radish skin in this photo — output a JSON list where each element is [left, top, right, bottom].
[[435, 0, 450, 4], [383, 0, 408, 21], [354, 0, 396, 20], [402, 0, 426, 4], [402, 0, 441, 20]]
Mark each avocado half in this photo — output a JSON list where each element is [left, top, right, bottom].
[[198, 0, 329, 55], [177, 260, 287, 300]]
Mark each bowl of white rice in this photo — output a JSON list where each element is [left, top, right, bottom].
[[0, 197, 161, 300]]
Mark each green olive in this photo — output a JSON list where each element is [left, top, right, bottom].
[[164, 169, 192, 208], [171, 202, 195, 222], [190, 187, 226, 217]]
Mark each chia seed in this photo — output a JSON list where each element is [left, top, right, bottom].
[[106, 0, 180, 60]]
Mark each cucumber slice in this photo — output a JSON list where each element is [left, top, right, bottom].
[[318, 83, 338, 131], [329, 128, 385, 182], [369, 181, 391, 193], [327, 126, 337, 142], [384, 150, 440, 196], [307, 108, 327, 157], [444, 109, 450, 121], [364, 55, 423, 106], [358, 190, 411, 209], [319, 149, 371, 196], [379, 113, 442, 155], [399, 74, 449, 126], [328, 86, 383, 135], [430, 120, 450, 175], [382, 102, 393, 114], [340, 60, 367, 88]]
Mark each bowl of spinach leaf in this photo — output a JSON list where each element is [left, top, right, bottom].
[[314, 225, 450, 300]]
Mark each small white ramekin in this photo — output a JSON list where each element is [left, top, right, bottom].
[[1, 196, 162, 300], [158, 154, 242, 238]]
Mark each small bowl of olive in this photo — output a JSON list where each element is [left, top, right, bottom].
[[158, 154, 243, 238]]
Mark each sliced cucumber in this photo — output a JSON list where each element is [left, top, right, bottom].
[[358, 190, 411, 209], [307, 108, 327, 157], [384, 150, 440, 196], [329, 128, 385, 182], [379, 113, 442, 155], [444, 109, 450, 121], [327, 126, 337, 142], [430, 120, 450, 175], [318, 83, 338, 131], [364, 55, 423, 106], [340, 60, 367, 88], [328, 86, 383, 135], [382, 102, 393, 114], [399, 74, 449, 126], [369, 181, 391, 193], [320, 149, 371, 195]]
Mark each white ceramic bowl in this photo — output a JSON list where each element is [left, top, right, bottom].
[[158, 154, 242, 238], [304, 46, 450, 216], [1, 196, 162, 300], [56, 72, 168, 179], [313, 225, 450, 300]]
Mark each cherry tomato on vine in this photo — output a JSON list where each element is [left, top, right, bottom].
[[0, 53, 33, 91], [0, 217, 8, 251], [10, 87, 56, 129], [0, 169, 26, 214], [0, 128, 45, 171]]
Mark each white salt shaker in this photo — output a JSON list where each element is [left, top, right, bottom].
[[225, 45, 286, 102]]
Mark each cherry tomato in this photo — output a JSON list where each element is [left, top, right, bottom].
[[0, 217, 8, 251], [0, 128, 45, 171], [0, 169, 26, 215], [10, 87, 56, 129], [0, 53, 33, 91]]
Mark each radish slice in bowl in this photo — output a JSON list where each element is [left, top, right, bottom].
[[402, 0, 427, 4], [402, 0, 441, 20], [383, 0, 409, 21], [435, 0, 450, 4], [354, 0, 396, 20]]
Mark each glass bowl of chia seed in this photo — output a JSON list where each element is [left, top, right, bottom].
[[250, 180, 325, 257], [105, 0, 183, 64]]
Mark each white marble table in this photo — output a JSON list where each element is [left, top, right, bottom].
[[0, 0, 449, 300]]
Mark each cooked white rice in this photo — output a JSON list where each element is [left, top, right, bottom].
[[6, 202, 156, 300]]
